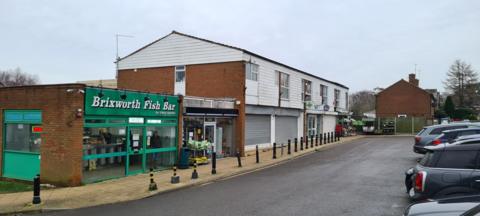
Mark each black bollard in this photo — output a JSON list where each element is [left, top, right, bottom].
[[255, 145, 259, 164], [300, 137, 304, 151], [212, 152, 217, 174], [171, 166, 180, 184], [294, 138, 298, 152], [287, 139, 291, 155], [311, 135, 314, 148], [323, 133, 327, 144], [191, 161, 199, 179], [305, 136, 309, 149], [273, 142, 277, 159], [331, 132, 334, 143], [315, 135, 319, 147], [149, 168, 158, 191], [32, 174, 41, 204], [320, 133, 323, 145], [281, 143, 284, 156], [236, 151, 242, 167], [327, 133, 330, 143]]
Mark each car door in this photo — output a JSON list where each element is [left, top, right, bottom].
[[470, 150, 480, 192], [433, 149, 477, 197]]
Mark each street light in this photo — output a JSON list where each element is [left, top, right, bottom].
[[115, 34, 134, 79]]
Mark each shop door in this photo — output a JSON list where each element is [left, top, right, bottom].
[[145, 126, 177, 170], [2, 110, 42, 181], [204, 122, 216, 152], [127, 127, 145, 175]]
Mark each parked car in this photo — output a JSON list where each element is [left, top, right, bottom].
[[413, 123, 480, 154], [403, 195, 480, 216], [405, 142, 480, 201], [427, 128, 480, 146], [454, 134, 480, 143]]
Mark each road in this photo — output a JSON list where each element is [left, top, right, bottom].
[[41, 137, 419, 216]]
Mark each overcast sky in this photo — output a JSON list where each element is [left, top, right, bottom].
[[1, 0, 479, 92]]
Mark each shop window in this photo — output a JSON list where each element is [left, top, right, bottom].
[[82, 127, 127, 183], [175, 65, 185, 82], [5, 124, 41, 153], [246, 63, 259, 81], [146, 126, 177, 169]]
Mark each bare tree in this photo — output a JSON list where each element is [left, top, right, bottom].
[[0, 68, 39, 87], [443, 59, 478, 107], [349, 90, 376, 117]]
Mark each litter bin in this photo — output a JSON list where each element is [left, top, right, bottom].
[[178, 147, 190, 169]]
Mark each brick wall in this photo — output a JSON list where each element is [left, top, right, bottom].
[[376, 80, 433, 118], [118, 61, 246, 155], [0, 84, 85, 186]]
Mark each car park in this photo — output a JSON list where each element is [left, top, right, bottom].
[[403, 195, 480, 216], [413, 123, 480, 154], [427, 128, 480, 146], [405, 142, 480, 201]]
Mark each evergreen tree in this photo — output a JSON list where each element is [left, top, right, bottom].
[[444, 96, 455, 118]]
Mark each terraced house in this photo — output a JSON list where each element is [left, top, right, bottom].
[[117, 31, 349, 156]]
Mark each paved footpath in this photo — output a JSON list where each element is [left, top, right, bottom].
[[36, 136, 418, 216], [0, 136, 361, 215]]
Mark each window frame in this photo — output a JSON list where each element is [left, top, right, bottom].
[[334, 89, 340, 107], [302, 79, 312, 102], [246, 63, 259, 81], [277, 72, 290, 100], [320, 84, 328, 105], [175, 65, 186, 82]]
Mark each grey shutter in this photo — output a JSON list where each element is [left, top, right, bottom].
[[275, 116, 298, 145], [245, 115, 271, 145]]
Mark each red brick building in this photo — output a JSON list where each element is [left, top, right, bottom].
[[0, 84, 181, 186], [376, 74, 435, 120]]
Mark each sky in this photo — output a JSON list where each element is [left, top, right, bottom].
[[1, 0, 479, 92]]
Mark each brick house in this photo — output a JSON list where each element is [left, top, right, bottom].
[[117, 31, 349, 156], [376, 74, 435, 121]]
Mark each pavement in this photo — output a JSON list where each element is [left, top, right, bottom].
[[33, 136, 419, 216], [0, 136, 362, 215]]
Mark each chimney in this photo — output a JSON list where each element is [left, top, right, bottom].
[[408, 73, 419, 87]]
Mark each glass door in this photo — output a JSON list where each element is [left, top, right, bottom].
[[204, 122, 216, 152], [127, 127, 145, 175]]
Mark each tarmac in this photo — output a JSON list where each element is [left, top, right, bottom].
[[0, 136, 362, 215]]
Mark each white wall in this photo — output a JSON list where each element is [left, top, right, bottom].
[[118, 33, 243, 70], [243, 53, 349, 112]]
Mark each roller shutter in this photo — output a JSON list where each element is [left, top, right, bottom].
[[245, 115, 271, 145], [275, 116, 298, 145]]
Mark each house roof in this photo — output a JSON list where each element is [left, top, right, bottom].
[[377, 79, 435, 100], [118, 30, 349, 89]]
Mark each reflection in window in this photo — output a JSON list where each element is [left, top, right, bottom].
[[5, 124, 41, 153], [82, 127, 127, 183]]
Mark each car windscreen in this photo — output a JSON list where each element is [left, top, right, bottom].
[[417, 128, 427, 136]]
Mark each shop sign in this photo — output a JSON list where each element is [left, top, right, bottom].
[[85, 87, 179, 117]]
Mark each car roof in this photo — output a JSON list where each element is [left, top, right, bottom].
[[433, 142, 480, 151], [455, 134, 480, 141], [443, 128, 480, 133], [425, 123, 480, 130]]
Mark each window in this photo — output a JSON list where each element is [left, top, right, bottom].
[[419, 151, 435, 167], [302, 79, 312, 101], [435, 150, 477, 169], [245, 63, 259, 81], [320, 85, 328, 105], [5, 124, 41, 153], [334, 89, 340, 107], [175, 65, 185, 82], [430, 126, 468, 135], [308, 115, 316, 136], [345, 92, 349, 110], [276, 72, 289, 100]]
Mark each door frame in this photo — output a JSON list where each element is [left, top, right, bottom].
[[126, 126, 146, 176], [204, 121, 216, 151]]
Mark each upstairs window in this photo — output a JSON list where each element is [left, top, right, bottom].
[[334, 89, 340, 107], [320, 85, 328, 105], [175, 65, 185, 82], [276, 72, 290, 100], [246, 63, 259, 81], [302, 79, 312, 101]]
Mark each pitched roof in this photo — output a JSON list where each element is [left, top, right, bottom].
[[377, 79, 434, 99], [118, 30, 348, 89]]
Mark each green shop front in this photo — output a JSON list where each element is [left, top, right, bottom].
[[82, 87, 180, 183]]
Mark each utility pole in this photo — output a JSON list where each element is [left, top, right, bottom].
[[115, 34, 134, 78]]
